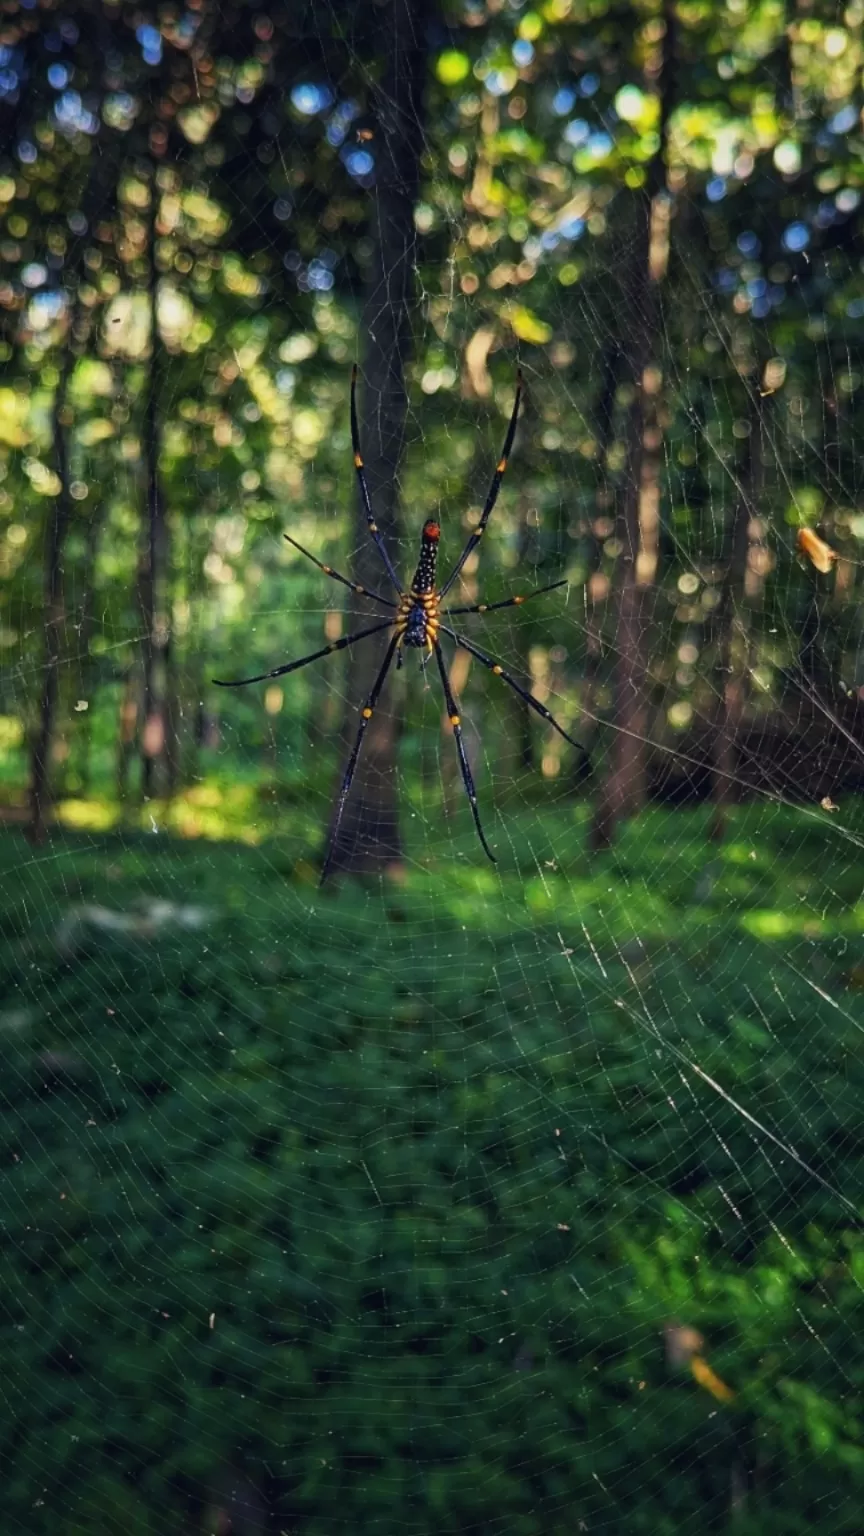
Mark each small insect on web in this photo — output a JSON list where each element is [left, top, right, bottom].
[[213, 367, 589, 878]]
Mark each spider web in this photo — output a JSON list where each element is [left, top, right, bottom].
[[1, 6, 864, 1534]]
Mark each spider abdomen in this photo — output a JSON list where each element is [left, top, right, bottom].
[[397, 589, 440, 651], [404, 606, 429, 647]]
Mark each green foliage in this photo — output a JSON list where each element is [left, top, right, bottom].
[[1, 808, 862, 1532]]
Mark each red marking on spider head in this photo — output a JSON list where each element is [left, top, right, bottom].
[[423, 520, 441, 541]]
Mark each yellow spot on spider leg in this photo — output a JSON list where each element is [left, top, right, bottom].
[[514, 595, 524, 604], [354, 453, 364, 468], [362, 707, 373, 719], [492, 665, 503, 675], [450, 714, 460, 726], [497, 458, 508, 473], [323, 565, 332, 574], [370, 522, 379, 533]]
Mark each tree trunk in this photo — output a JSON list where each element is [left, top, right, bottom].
[[512, 498, 537, 777], [26, 128, 118, 840], [590, 2, 676, 852], [116, 670, 138, 805], [323, 0, 427, 879], [27, 352, 75, 843], [575, 339, 620, 790], [138, 171, 176, 799], [74, 491, 108, 797], [708, 385, 765, 841], [502, 379, 547, 780], [796, 343, 851, 701]]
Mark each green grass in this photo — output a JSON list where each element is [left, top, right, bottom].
[[0, 804, 863, 1534]]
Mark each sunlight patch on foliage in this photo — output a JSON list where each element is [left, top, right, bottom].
[[501, 302, 552, 344], [0, 716, 24, 752], [22, 458, 61, 497], [436, 50, 471, 86], [77, 418, 115, 447], [57, 799, 121, 832], [0, 390, 30, 448], [178, 103, 220, 145]]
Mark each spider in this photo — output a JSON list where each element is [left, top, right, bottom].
[[214, 367, 588, 875]]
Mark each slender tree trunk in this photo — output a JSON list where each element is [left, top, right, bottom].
[[138, 172, 176, 799], [575, 340, 620, 790], [75, 352, 120, 793], [25, 126, 118, 839], [116, 671, 138, 804], [74, 492, 108, 797], [498, 381, 545, 779], [512, 497, 537, 776], [324, 0, 427, 878], [27, 353, 75, 843], [799, 343, 850, 699], [590, 2, 676, 852], [708, 386, 764, 840]]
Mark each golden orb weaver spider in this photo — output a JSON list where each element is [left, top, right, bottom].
[[214, 367, 588, 876]]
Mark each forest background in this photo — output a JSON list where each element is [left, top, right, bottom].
[[2, 0, 864, 1532]]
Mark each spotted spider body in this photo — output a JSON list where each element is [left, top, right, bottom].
[[396, 520, 442, 653]]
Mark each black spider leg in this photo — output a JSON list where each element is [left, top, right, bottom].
[[320, 632, 401, 882], [441, 623, 590, 767], [433, 641, 496, 864], [445, 578, 567, 618], [284, 534, 396, 610], [350, 366, 404, 594], [438, 370, 523, 600], [212, 621, 393, 688]]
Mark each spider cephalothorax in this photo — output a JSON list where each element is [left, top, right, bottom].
[[214, 367, 588, 878]]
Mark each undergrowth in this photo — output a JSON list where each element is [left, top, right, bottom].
[[0, 805, 862, 1534]]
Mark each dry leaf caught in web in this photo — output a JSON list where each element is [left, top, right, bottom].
[[664, 1322, 735, 1405], [664, 1322, 704, 1368], [690, 1354, 736, 1405], [797, 528, 838, 574], [463, 326, 495, 399]]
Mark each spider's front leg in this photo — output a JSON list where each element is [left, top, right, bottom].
[[433, 641, 496, 863]]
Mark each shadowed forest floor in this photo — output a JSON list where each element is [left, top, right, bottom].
[[1, 805, 863, 1534]]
